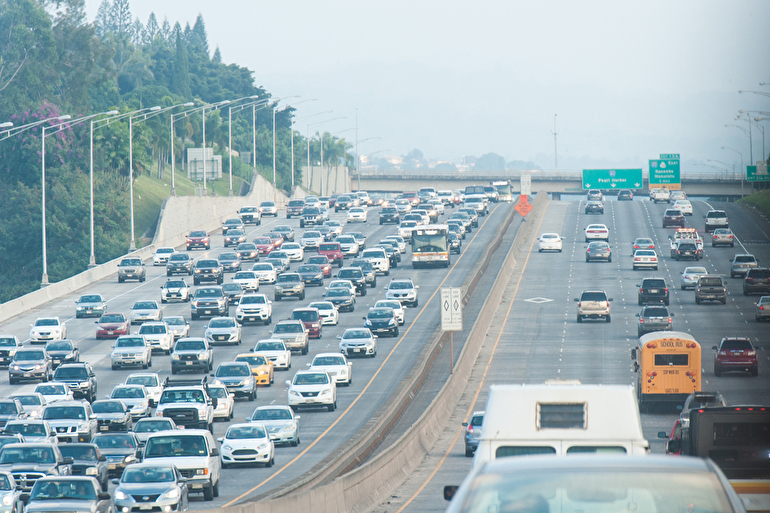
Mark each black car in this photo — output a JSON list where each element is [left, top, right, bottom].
[[617, 189, 633, 200], [337, 267, 367, 296], [349, 258, 376, 288], [52, 363, 98, 402], [584, 201, 604, 214], [235, 243, 259, 262], [217, 252, 242, 273], [334, 195, 353, 211], [379, 207, 400, 225], [166, 253, 193, 276], [44, 340, 80, 369], [221, 218, 244, 235], [323, 288, 356, 312], [744, 268, 770, 295], [91, 400, 132, 432], [674, 241, 700, 261], [92, 432, 140, 477], [223, 229, 247, 248], [193, 259, 223, 285], [448, 232, 462, 254], [57, 443, 109, 492], [296, 264, 325, 287], [637, 278, 669, 306], [363, 307, 399, 337], [221, 283, 244, 305]]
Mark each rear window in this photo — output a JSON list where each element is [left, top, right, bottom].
[[642, 279, 666, 288], [644, 307, 669, 317], [720, 339, 753, 350], [707, 211, 727, 218], [292, 310, 319, 321], [735, 255, 757, 263], [580, 292, 607, 302], [747, 269, 770, 278], [319, 244, 339, 251], [699, 278, 723, 286]]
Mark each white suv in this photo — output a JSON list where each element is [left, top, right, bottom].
[[385, 278, 419, 307], [360, 248, 390, 275], [235, 293, 273, 325], [137, 322, 173, 355], [704, 210, 729, 232]]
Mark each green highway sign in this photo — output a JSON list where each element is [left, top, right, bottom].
[[649, 159, 681, 187], [747, 163, 769, 182], [582, 169, 643, 190], [660, 154, 680, 159]]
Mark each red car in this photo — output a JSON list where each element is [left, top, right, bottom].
[[329, 194, 341, 208], [186, 230, 210, 250], [95, 313, 130, 339], [658, 418, 682, 455], [253, 237, 274, 255], [265, 232, 284, 250], [318, 242, 344, 267], [291, 308, 322, 339], [712, 337, 758, 376], [307, 255, 333, 278]]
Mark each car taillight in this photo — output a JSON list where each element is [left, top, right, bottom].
[[639, 289, 644, 293], [639, 318, 644, 324], [668, 318, 672, 323], [748, 350, 756, 356], [760, 305, 765, 310], [664, 288, 668, 294], [466, 425, 474, 433]]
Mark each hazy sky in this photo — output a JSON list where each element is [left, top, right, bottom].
[[85, 0, 770, 173]]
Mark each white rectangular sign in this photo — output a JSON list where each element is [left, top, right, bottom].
[[440, 287, 463, 331], [520, 174, 531, 196]]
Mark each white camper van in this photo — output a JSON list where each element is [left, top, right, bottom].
[[473, 381, 649, 467]]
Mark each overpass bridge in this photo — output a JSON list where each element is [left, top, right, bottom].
[[351, 170, 751, 198]]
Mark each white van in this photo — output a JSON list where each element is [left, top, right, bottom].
[[473, 381, 649, 467]]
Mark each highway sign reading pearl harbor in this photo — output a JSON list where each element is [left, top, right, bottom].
[[581, 169, 643, 190]]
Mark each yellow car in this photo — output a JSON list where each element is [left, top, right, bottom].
[[234, 353, 274, 386]]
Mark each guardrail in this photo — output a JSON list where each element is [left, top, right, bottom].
[[202, 193, 547, 513]]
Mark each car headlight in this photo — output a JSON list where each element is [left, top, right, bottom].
[[124, 455, 137, 463], [172, 354, 180, 360], [289, 390, 301, 397], [85, 466, 98, 476], [11, 365, 19, 371], [195, 468, 208, 475], [319, 388, 331, 396], [80, 381, 90, 387], [258, 370, 267, 375], [388, 319, 396, 326], [34, 364, 43, 370], [160, 488, 180, 501], [77, 423, 89, 433], [197, 407, 207, 417], [364, 320, 372, 326], [197, 353, 208, 360], [114, 490, 128, 500], [257, 443, 269, 450]]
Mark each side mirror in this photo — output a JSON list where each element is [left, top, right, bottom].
[[284, 380, 291, 386], [670, 313, 675, 317], [216, 437, 223, 443], [306, 363, 311, 367], [210, 448, 219, 457], [336, 335, 342, 339], [635, 314, 640, 317], [444, 486, 458, 502], [99, 455, 107, 462], [461, 422, 468, 427], [62, 457, 74, 465], [712, 345, 718, 350], [573, 298, 579, 302], [608, 298, 614, 302], [657, 431, 668, 439], [631, 348, 637, 360]]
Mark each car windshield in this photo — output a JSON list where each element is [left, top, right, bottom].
[[225, 425, 267, 439], [251, 408, 291, 421], [165, 281, 186, 288], [274, 323, 301, 333], [112, 387, 144, 399], [238, 244, 257, 251], [122, 466, 175, 483], [175, 340, 205, 351], [254, 238, 272, 245], [169, 254, 189, 262], [377, 301, 401, 310], [241, 295, 267, 304], [145, 435, 207, 457], [261, 202, 275, 207], [234, 273, 256, 281], [15, 350, 45, 360], [44, 406, 86, 420], [329, 281, 352, 289], [121, 259, 141, 266], [343, 329, 371, 339], [54, 367, 88, 379], [30, 479, 97, 501], [294, 373, 329, 385], [313, 356, 345, 366], [58, 445, 98, 461], [5, 423, 46, 436], [236, 355, 268, 366], [117, 337, 145, 347], [46, 341, 73, 351], [338, 270, 362, 279], [94, 433, 136, 449], [298, 265, 321, 273], [309, 302, 333, 311], [139, 325, 166, 335], [34, 319, 59, 326], [0, 403, 17, 414], [389, 281, 413, 290], [304, 232, 321, 238], [0, 337, 17, 347], [252, 264, 274, 272], [159, 390, 204, 404], [222, 284, 243, 293], [216, 364, 250, 377], [644, 280, 666, 288], [326, 289, 349, 297], [255, 341, 285, 351], [92, 401, 125, 413], [368, 308, 394, 319], [209, 318, 235, 328], [12, 395, 42, 406], [133, 420, 173, 433], [133, 302, 157, 310], [79, 295, 102, 303], [195, 288, 222, 298], [189, 231, 207, 237], [126, 376, 158, 387], [36, 384, 66, 395]]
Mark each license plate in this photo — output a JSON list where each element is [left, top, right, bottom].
[[354, 348, 361, 353], [306, 399, 315, 403], [86, 310, 92, 314], [24, 373, 31, 377], [53, 360, 60, 364], [100, 426, 109, 431], [204, 310, 212, 314], [191, 484, 203, 490], [649, 289, 658, 293], [185, 361, 193, 365], [107, 331, 114, 335], [140, 506, 153, 510]]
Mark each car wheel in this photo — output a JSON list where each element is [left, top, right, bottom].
[[606, 315, 611, 323], [751, 366, 758, 377], [714, 365, 721, 377], [576, 315, 582, 323], [291, 438, 298, 447], [118, 277, 124, 283], [275, 295, 281, 301], [328, 402, 335, 412], [695, 297, 701, 304], [465, 447, 474, 457], [203, 483, 214, 501], [249, 388, 256, 401], [385, 270, 390, 276], [266, 455, 274, 468], [142, 360, 148, 369]]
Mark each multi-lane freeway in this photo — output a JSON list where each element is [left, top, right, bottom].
[[375, 195, 770, 513], [0, 199, 516, 508]]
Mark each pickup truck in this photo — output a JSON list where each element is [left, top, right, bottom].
[[0, 443, 73, 492], [155, 378, 216, 432], [650, 187, 671, 203], [659, 406, 770, 512]]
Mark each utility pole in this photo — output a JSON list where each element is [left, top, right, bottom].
[[552, 114, 559, 171]]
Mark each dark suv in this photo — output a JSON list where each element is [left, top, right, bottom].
[[299, 207, 323, 228], [674, 241, 700, 261], [637, 278, 669, 306], [337, 267, 367, 296], [662, 209, 685, 228], [193, 259, 223, 285], [291, 308, 322, 339], [712, 337, 758, 376], [166, 252, 193, 276], [286, 199, 306, 218], [379, 207, 400, 225], [52, 363, 97, 402], [744, 268, 770, 295]]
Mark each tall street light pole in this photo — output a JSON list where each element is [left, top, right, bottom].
[[129, 106, 161, 250], [270, 96, 300, 190], [201, 100, 231, 193], [354, 136, 383, 191], [306, 117, 346, 194], [722, 146, 744, 197], [753, 117, 767, 161], [294, 110, 333, 188], [284, 99, 317, 189], [227, 97, 265, 195]]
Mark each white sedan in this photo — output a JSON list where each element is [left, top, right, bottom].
[[584, 224, 610, 242], [34, 382, 74, 404], [218, 423, 275, 468], [29, 317, 67, 343], [253, 339, 292, 370], [209, 383, 234, 421], [232, 271, 260, 292], [308, 353, 352, 386], [281, 242, 305, 262], [347, 207, 368, 223], [109, 384, 151, 419], [152, 247, 176, 266], [251, 263, 277, 284], [672, 200, 693, 215], [632, 250, 659, 271], [538, 233, 564, 252], [308, 301, 340, 326]]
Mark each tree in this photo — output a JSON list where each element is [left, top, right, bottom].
[[94, 0, 111, 36], [475, 152, 506, 171], [190, 14, 209, 58], [212, 46, 222, 63], [143, 12, 159, 44], [171, 30, 191, 98], [109, 0, 132, 37], [160, 17, 171, 40]]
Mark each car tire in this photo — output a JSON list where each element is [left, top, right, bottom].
[[266, 455, 274, 468], [291, 438, 298, 447], [118, 277, 124, 283], [606, 315, 611, 323], [203, 483, 214, 501], [714, 365, 721, 377], [465, 448, 474, 457], [142, 360, 148, 369], [290, 405, 299, 412], [577, 315, 582, 323], [328, 402, 335, 412], [751, 366, 758, 377], [695, 297, 701, 304], [249, 389, 256, 401]]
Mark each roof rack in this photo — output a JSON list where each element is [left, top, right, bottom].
[[163, 377, 207, 388]]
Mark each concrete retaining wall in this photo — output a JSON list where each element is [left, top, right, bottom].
[[0, 173, 291, 324], [198, 193, 548, 513], [304, 166, 351, 196]]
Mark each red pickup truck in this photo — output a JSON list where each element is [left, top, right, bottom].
[[318, 242, 344, 267]]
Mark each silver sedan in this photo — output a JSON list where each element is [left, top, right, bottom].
[[680, 266, 708, 290]]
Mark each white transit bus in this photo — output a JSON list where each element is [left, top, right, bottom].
[[411, 224, 450, 268]]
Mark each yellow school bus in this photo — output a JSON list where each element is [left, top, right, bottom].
[[632, 331, 701, 412]]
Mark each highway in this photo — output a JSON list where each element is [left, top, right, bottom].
[[375, 195, 770, 513], [0, 200, 516, 509]]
